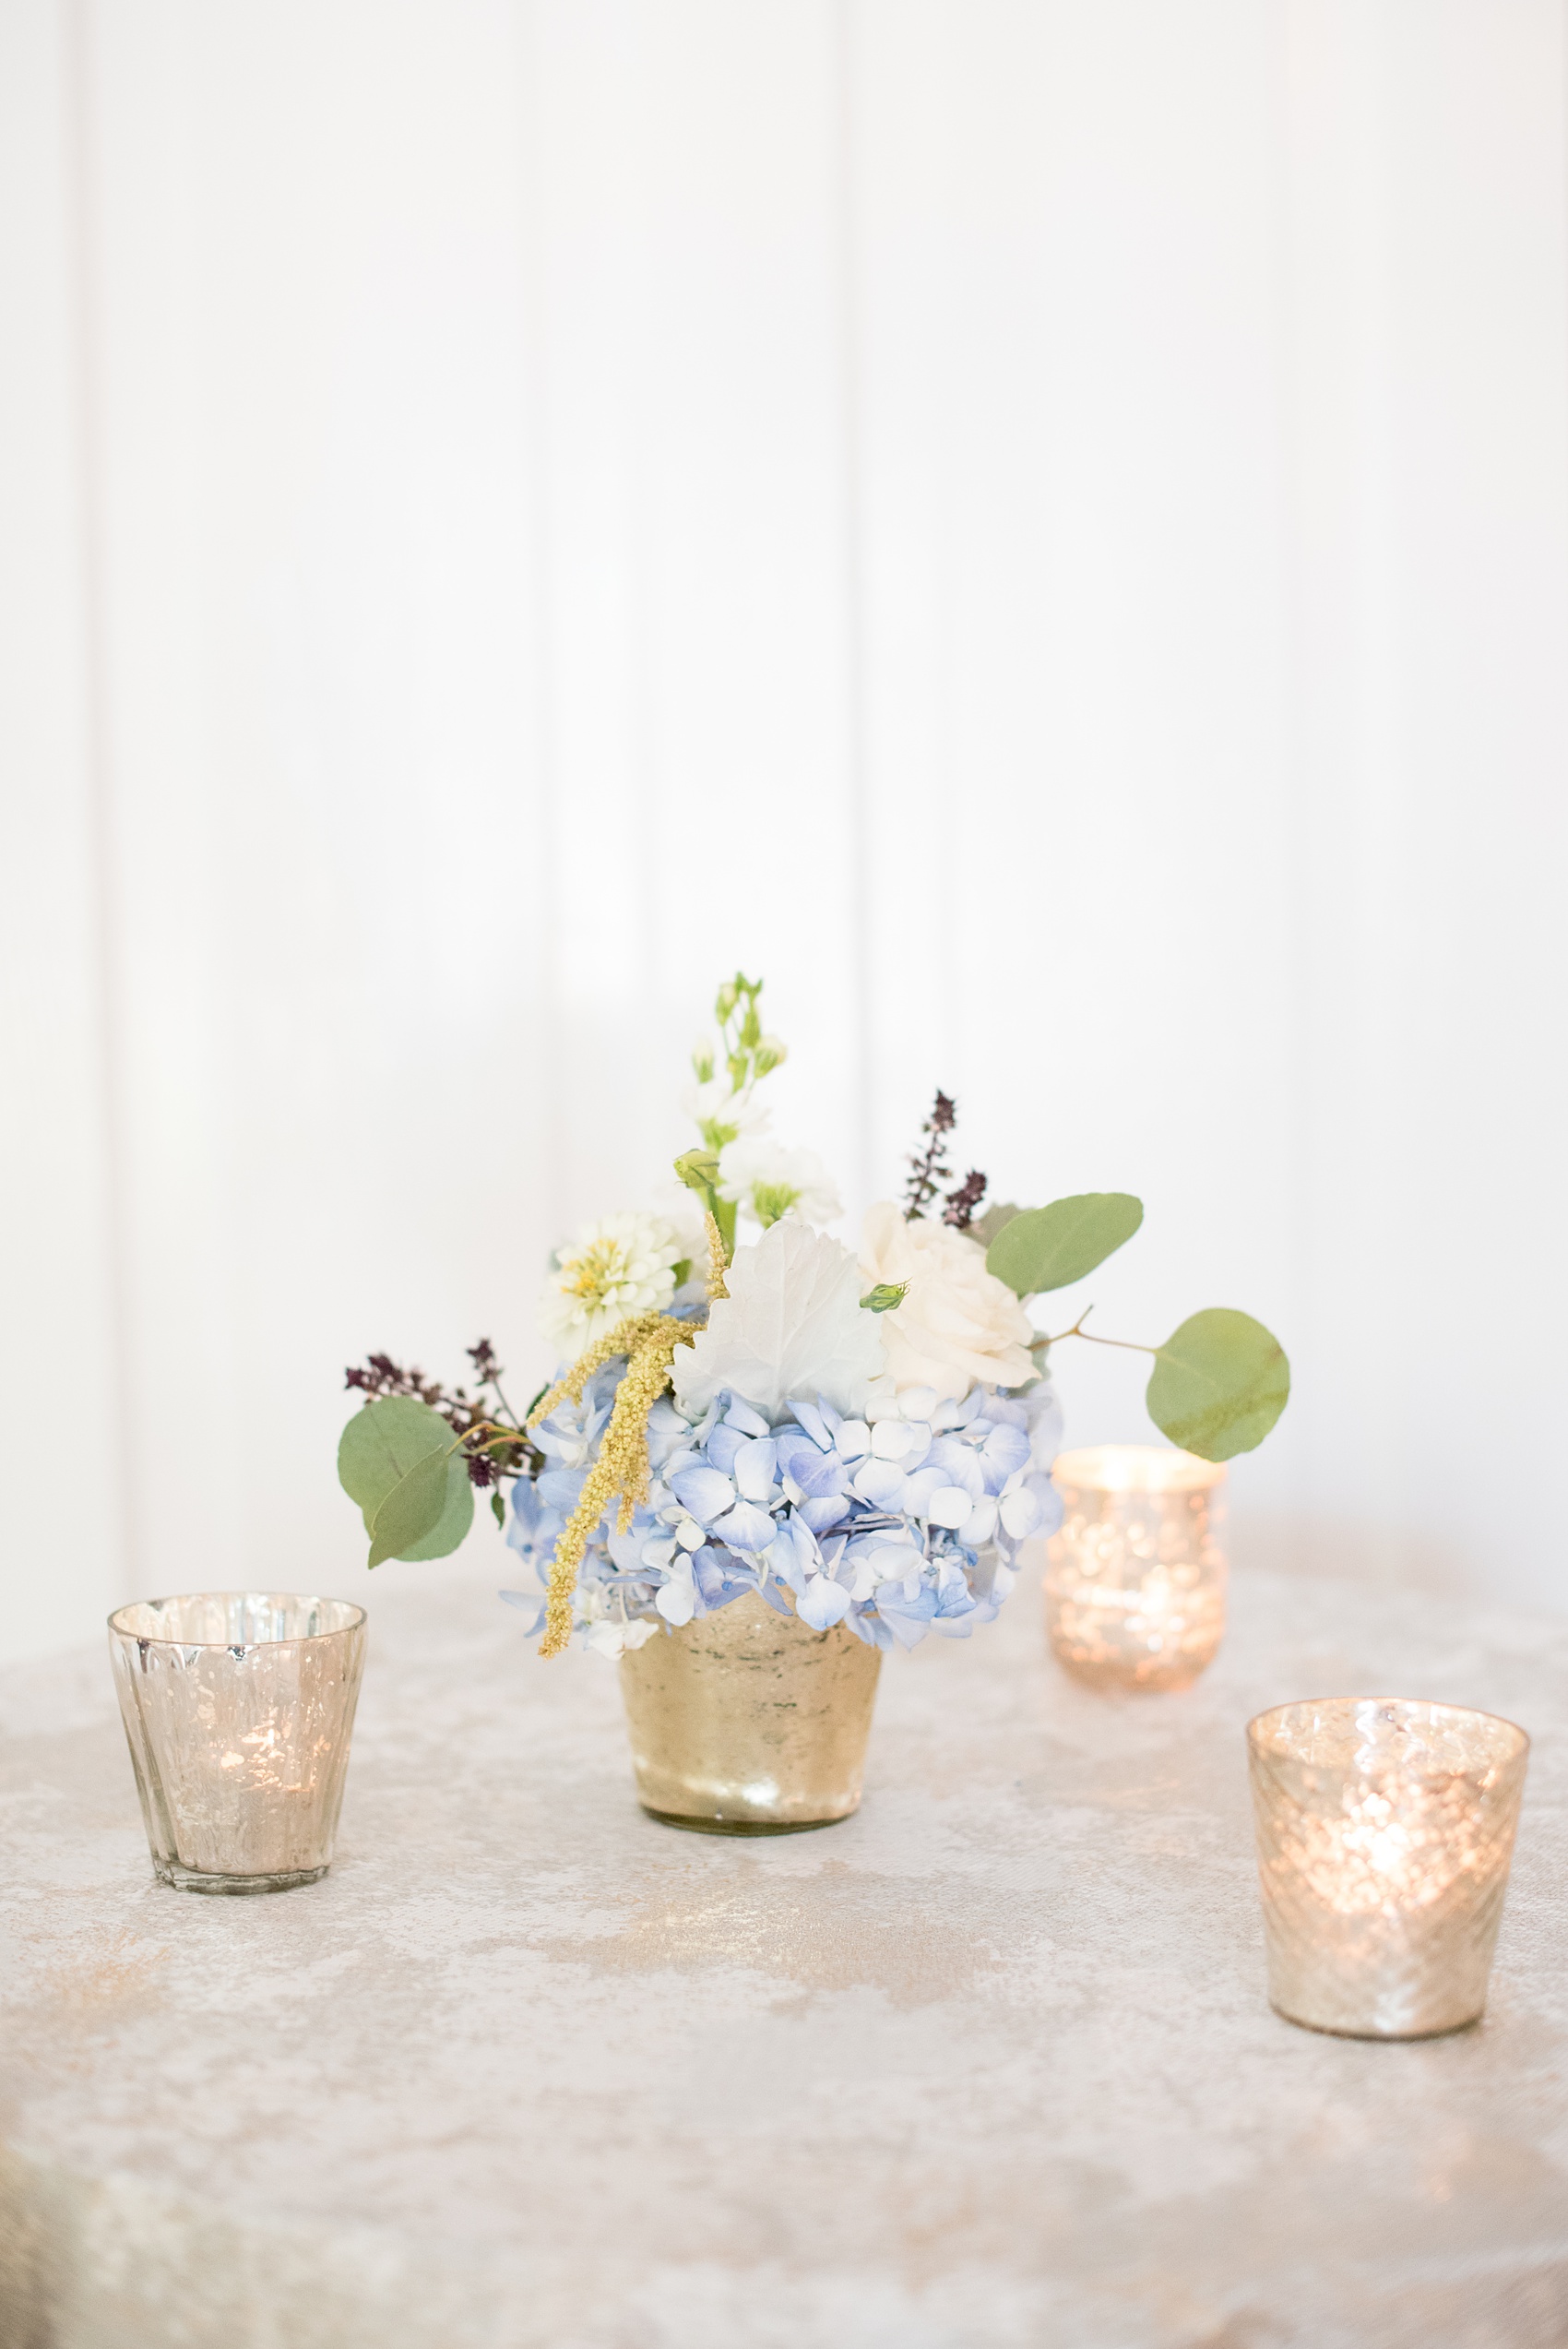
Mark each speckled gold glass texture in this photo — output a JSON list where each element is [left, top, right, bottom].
[[1045, 1445, 1226, 1691], [1247, 1698, 1528, 2039], [620, 1592, 881, 1832], [109, 1592, 368, 1894]]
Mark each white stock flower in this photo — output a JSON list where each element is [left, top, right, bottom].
[[681, 1077, 772, 1152], [672, 1220, 886, 1421], [858, 1200, 1035, 1401], [539, 1210, 683, 1353], [718, 1139, 843, 1229]]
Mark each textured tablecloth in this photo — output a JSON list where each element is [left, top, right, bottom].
[[2, 1558, 1565, 2349]]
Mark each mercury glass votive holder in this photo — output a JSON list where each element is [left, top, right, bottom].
[[1247, 1698, 1529, 2039], [108, 1592, 368, 1894], [1044, 1445, 1227, 1691]]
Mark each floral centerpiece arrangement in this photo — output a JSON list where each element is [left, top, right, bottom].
[[338, 974, 1289, 1829]]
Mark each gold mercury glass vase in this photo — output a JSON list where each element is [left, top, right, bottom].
[[1045, 1444, 1227, 1692], [618, 1592, 882, 1832]]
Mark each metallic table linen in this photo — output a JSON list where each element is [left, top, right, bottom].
[[2, 1560, 1564, 2348]]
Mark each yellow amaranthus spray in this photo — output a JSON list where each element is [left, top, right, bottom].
[[526, 1211, 729, 1658]]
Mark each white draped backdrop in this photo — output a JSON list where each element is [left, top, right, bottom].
[[4, 0, 1566, 1663]]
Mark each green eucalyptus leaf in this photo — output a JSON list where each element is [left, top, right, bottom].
[[970, 1200, 1024, 1251], [398, 1451, 475, 1561], [985, 1193, 1145, 1297], [367, 1444, 452, 1568], [491, 1489, 506, 1530], [1146, 1308, 1290, 1461], [339, 1394, 447, 1509], [338, 1393, 474, 1565]]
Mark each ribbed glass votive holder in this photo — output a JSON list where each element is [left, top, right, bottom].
[[109, 1592, 368, 1894], [1045, 1445, 1226, 1691], [1247, 1698, 1529, 2038]]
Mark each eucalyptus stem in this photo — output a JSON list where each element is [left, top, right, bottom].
[[1039, 1306, 1158, 1357]]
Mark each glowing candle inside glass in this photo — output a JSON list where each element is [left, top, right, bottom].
[[1045, 1445, 1226, 1691], [1247, 1698, 1529, 2039], [109, 1592, 367, 1894]]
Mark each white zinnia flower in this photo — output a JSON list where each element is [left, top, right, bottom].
[[539, 1211, 683, 1353], [718, 1139, 843, 1229], [672, 1220, 886, 1421], [643, 1183, 710, 1287], [858, 1199, 1035, 1401]]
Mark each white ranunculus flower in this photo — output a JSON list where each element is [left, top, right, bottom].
[[539, 1210, 683, 1353], [672, 1220, 886, 1422], [858, 1199, 1035, 1401], [717, 1139, 843, 1229]]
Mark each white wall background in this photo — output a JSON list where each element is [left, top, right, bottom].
[[4, 0, 1566, 1663]]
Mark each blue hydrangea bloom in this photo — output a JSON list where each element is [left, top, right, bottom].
[[502, 1362, 1064, 1657]]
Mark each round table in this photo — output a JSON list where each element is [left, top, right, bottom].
[[2, 1559, 1564, 2347]]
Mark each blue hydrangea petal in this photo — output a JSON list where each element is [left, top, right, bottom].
[[607, 1518, 650, 1572], [499, 1588, 548, 1634], [979, 1423, 1031, 1490], [773, 1430, 821, 1487], [711, 1498, 776, 1553], [791, 1449, 850, 1503], [797, 1575, 852, 1630], [900, 1466, 948, 1517], [505, 1477, 548, 1552], [1028, 1473, 1064, 1538], [670, 1465, 737, 1525], [732, 1436, 778, 1502], [705, 1425, 747, 1475], [850, 1459, 908, 1511], [870, 1584, 938, 1649], [790, 1400, 835, 1452]]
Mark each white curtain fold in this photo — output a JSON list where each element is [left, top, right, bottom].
[[3, 0, 1564, 1660]]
